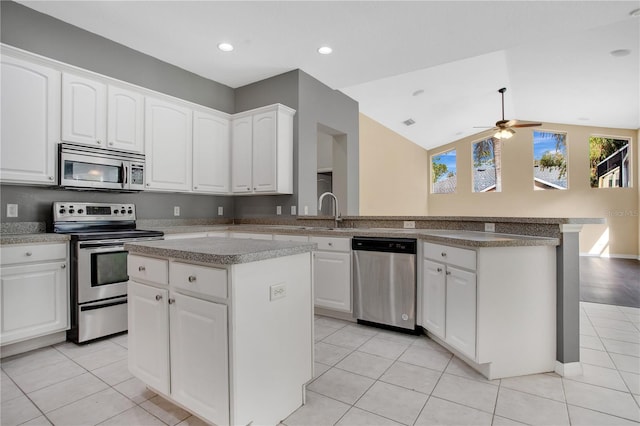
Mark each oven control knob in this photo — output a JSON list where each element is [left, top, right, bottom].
[[77, 209, 84, 214], [68, 209, 75, 214], [120, 209, 126, 214], [127, 209, 133, 214], [113, 210, 118, 214], [59, 209, 66, 214]]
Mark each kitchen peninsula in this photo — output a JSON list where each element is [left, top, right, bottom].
[[123, 237, 315, 426]]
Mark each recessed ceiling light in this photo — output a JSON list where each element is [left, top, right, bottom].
[[318, 46, 333, 55], [630, 8, 640, 17], [217, 42, 234, 52], [403, 118, 416, 126], [610, 49, 631, 57], [412, 89, 425, 97]]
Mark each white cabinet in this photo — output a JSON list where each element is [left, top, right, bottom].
[[193, 110, 230, 194], [231, 104, 295, 195], [145, 97, 193, 191], [422, 243, 477, 360], [107, 85, 144, 152], [0, 54, 60, 185], [311, 236, 351, 313], [0, 243, 68, 346], [62, 73, 107, 147]]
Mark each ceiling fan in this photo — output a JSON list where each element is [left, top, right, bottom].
[[476, 88, 542, 139]]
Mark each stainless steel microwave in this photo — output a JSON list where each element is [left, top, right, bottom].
[[58, 143, 145, 191]]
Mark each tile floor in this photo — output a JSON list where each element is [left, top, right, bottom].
[[2, 301, 639, 426]]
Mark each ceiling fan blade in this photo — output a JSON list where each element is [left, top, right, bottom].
[[511, 122, 542, 128], [473, 126, 494, 129]]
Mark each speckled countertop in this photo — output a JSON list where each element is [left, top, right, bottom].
[[0, 233, 70, 245], [125, 237, 316, 265]]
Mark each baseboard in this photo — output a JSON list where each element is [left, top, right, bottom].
[[555, 361, 583, 377], [0, 331, 66, 359], [580, 253, 640, 260]]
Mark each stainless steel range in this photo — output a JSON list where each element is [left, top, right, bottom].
[[53, 202, 163, 343]]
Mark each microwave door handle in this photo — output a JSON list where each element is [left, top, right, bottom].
[[124, 164, 129, 186]]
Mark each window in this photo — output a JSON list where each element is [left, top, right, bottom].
[[533, 131, 567, 190], [589, 136, 630, 188], [472, 137, 500, 192], [432, 149, 457, 194]]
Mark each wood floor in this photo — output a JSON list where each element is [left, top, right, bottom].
[[580, 257, 640, 308]]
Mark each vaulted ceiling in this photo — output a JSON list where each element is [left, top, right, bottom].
[[19, 1, 640, 150]]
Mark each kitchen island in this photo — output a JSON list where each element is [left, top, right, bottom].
[[124, 237, 315, 426]]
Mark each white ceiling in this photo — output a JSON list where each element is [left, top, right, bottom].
[[19, 1, 640, 150]]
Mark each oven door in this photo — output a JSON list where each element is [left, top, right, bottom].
[[60, 151, 128, 190], [77, 240, 130, 303]]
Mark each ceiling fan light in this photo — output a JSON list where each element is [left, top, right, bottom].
[[494, 128, 515, 139]]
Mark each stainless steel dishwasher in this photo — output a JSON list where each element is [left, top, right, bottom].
[[352, 237, 418, 333]]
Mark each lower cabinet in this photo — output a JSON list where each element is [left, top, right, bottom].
[[128, 280, 229, 426], [0, 243, 68, 346], [311, 236, 351, 313]]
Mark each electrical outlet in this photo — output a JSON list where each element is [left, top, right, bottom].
[[291, 206, 297, 215], [403, 221, 416, 229], [173, 206, 180, 216], [485, 223, 496, 232], [218, 206, 223, 216], [270, 283, 286, 301], [304, 206, 308, 215], [276, 206, 282, 215], [6, 204, 18, 218]]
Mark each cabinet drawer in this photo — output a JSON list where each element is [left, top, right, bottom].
[[128, 255, 168, 284], [310, 236, 350, 252], [1, 243, 67, 265], [170, 262, 227, 299], [424, 242, 476, 270]]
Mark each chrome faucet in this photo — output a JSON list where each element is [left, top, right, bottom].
[[318, 192, 342, 228]]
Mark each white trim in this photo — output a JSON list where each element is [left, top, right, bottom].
[[555, 361, 583, 377], [560, 224, 584, 233], [0, 331, 66, 359], [580, 252, 640, 260]]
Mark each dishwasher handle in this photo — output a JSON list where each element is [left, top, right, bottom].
[[352, 237, 417, 254]]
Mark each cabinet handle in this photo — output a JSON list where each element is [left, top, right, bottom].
[[97, 140, 102, 145], [436, 267, 442, 272], [188, 275, 197, 283], [446, 271, 452, 276], [109, 141, 114, 146], [328, 242, 333, 247], [61, 264, 66, 269], [155, 294, 162, 301], [168, 298, 175, 304], [146, 183, 150, 187], [25, 251, 32, 256], [441, 252, 447, 257], [194, 186, 198, 189], [48, 176, 54, 180], [138, 266, 146, 272], [246, 187, 251, 191]]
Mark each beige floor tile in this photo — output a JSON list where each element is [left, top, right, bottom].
[[1, 347, 67, 378], [0, 394, 42, 426], [374, 329, 419, 345], [601, 338, 640, 357], [98, 406, 165, 425], [313, 362, 331, 378], [113, 377, 157, 404], [500, 373, 565, 402], [1, 370, 23, 402], [581, 347, 616, 368], [47, 388, 135, 426], [343, 324, 381, 337], [590, 317, 639, 332], [27, 372, 108, 413], [619, 306, 640, 316], [20, 415, 52, 425], [619, 370, 640, 395], [314, 316, 350, 329], [335, 351, 394, 379], [315, 324, 339, 341], [432, 373, 499, 413], [586, 309, 632, 321], [336, 407, 403, 426], [357, 336, 410, 360], [307, 367, 374, 405], [495, 387, 569, 425], [491, 415, 528, 425], [565, 363, 628, 392], [10, 358, 86, 394], [582, 302, 622, 313], [398, 344, 452, 372], [176, 415, 212, 426], [580, 334, 606, 351], [72, 345, 128, 371], [610, 352, 640, 374], [283, 390, 350, 426], [415, 396, 493, 426], [314, 342, 352, 366], [91, 359, 133, 386], [355, 381, 428, 425], [108, 333, 129, 349], [323, 328, 373, 350], [595, 327, 640, 344], [563, 379, 640, 422], [410, 337, 451, 353], [53, 340, 116, 359], [140, 395, 191, 426], [379, 361, 441, 395], [567, 404, 639, 425], [444, 357, 499, 384], [580, 322, 598, 337]]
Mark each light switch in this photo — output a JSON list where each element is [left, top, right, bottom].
[[218, 206, 224, 216], [173, 206, 180, 216], [276, 206, 282, 215], [6, 204, 18, 218]]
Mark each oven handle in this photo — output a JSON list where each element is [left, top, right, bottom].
[[78, 241, 126, 250], [80, 297, 127, 312]]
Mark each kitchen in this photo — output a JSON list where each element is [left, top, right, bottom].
[[1, 1, 639, 426]]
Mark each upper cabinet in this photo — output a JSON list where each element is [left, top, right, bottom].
[[193, 110, 230, 194], [0, 55, 60, 185], [145, 97, 193, 192], [107, 85, 144, 152], [231, 104, 295, 195], [62, 73, 107, 147]]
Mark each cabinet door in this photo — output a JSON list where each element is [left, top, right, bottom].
[[252, 110, 277, 192], [193, 111, 230, 193], [422, 259, 446, 339], [313, 251, 351, 312], [170, 292, 229, 426], [107, 85, 144, 152], [0, 261, 67, 345], [145, 97, 192, 191], [62, 73, 107, 146], [128, 281, 170, 394], [0, 55, 60, 185], [231, 116, 253, 193], [445, 267, 477, 359]]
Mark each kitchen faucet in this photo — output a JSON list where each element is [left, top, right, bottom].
[[318, 192, 342, 228]]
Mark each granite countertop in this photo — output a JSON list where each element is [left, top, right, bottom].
[[125, 237, 316, 265], [0, 233, 70, 245], [144, 225, 230, 235]]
